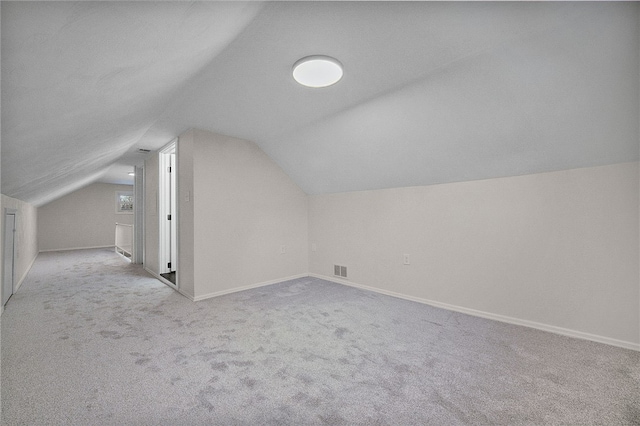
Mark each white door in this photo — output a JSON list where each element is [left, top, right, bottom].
[[158, 140, 177, 281], [3, 213, 16, 306], [169, 153, 177, 272], [161, 154, 172, 273]]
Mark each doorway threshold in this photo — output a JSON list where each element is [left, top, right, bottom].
[[160, 271, 176, 285]]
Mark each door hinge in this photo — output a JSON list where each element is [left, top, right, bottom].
[[168, 166, 172, 173], [168, 262, 171, 269], [167, 214, 171, 220]]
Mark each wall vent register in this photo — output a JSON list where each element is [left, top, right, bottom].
[[334, 265, 347, 278]]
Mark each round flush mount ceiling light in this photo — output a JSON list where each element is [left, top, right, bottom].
[[128, 172, 135, 176], [292, 55, 343, 88]]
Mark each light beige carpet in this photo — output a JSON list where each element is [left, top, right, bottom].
[[2, 248, 639, 425]]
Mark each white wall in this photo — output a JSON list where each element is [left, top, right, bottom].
[[1, 8, 3, 417], [177, 130, 195, 298], [308, 162, 639, 348], [1, 195, 38, 295], [186, 129, 308, 299], [38, 183, 133, 252], [144, 153, 160, 275]]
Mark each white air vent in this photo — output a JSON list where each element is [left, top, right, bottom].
[[334, 265, 347, 278]]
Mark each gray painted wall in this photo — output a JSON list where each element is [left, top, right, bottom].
[[185, 129, 309, 299], [308, 162, 639, 348], [144, 153, 160, 275], [1, 195, 38, 296], [177, 130, 195, 298], [38, 183, 133, 252]]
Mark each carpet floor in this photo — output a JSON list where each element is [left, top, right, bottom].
[[2, 248, 638, 425]]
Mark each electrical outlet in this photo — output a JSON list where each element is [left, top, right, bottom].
[[280, 245, 286, 254], [403, 254, 410, 265]]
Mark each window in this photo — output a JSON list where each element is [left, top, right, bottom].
[[116, 191, 134, 214]]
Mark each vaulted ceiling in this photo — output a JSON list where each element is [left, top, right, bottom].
[[2, 1, 638, 206]]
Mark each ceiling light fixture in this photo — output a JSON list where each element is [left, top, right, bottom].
[[128, 172, 135, 176], [292, 55, 343, 88]]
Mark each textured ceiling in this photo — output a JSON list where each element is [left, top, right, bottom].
[[1, 1, 263, 205], [2, 2, 639, 206]]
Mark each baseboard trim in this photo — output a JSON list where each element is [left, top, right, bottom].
[[309, 273, 640, 352], [176, 287, 195, 302], [193, 273, 309, 302], [14, 253, 38, 292], [39, 245, 114, 253]]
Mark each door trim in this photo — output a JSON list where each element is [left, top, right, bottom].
[[158, 139, 178, 289], [3, 208, 18, 307]]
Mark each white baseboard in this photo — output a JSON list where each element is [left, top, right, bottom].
[[193, 273, 309, 302], [39, 245, 114, 253], [176, 287, 195, 301], [310, 273, 640, 352], [14, 253, 38, 292]]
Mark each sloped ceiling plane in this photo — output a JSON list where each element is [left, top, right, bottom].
[[2, 2, 638, 206]]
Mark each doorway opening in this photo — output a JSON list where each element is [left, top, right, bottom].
[[3, 209, 17, 307], [158, 140, 177, 286]]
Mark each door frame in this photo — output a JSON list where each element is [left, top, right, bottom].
[[158, 139, 178, 288], [3, 208, 18, 307]]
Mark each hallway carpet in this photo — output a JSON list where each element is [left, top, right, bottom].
[[2, 249, 638, 425]]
